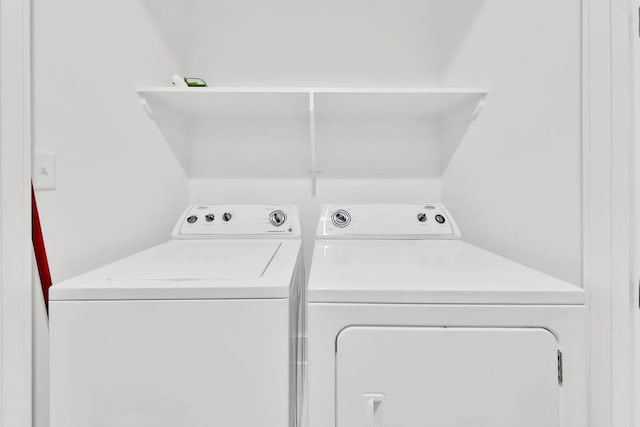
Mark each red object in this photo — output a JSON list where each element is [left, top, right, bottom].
[[32, 184, 52, 312]]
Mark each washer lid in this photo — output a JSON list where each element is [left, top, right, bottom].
[[308, 240, 585, 305], [50, 239, 301, 301]]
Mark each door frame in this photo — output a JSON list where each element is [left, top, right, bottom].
[[610, 0, 635, 425], [633, 1, 640, 424], [0, 0, 33, 425], [628, 1, 640, 426], [587, 0, 637, 426]]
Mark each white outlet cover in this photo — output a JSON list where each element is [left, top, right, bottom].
[[32, 151, 56, 191]]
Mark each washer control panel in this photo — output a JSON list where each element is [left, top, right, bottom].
[[317, 204, 461, 239], [173, 205, 301, 238]]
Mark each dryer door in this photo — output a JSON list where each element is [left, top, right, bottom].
[[336, 327, 560, 427]]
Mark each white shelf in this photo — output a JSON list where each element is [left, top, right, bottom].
[[138, 86, 487, 93], [137, 87, 488, 194], [138, 87, 486, 114]]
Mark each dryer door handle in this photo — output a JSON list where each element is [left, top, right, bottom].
[[363, 393, 385, 427]]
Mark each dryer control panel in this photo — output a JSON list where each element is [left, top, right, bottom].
[[317, 204, 461, 239], [172, 204, 301, 238]]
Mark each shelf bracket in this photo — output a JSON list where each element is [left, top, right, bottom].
[[138, 97, 154, 119], [472, 96, 487, 120]]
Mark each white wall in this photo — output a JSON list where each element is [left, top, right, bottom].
[[138, 0, 477, 87], [32, 1, 188, 426], [442, 0, 583, 285]]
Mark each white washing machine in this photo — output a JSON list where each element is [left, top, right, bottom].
[[50, 204, 305, 427], [307, 204, 587, 427]]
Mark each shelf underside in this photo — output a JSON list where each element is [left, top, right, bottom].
[[137, 88, 487, 181]]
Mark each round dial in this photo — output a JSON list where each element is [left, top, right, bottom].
[[417, 213, 427, 222], [269, 210, 287, 227], [331, 209, 351, 228], [222, 212, 232, 222], [205, 214, 215, 222], [186, 215, 198, 224], [435, 214, 446, 224]]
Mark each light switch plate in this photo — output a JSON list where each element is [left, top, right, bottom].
[[32, 151, 56, 190]]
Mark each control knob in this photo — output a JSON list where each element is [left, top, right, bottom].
[[417, 213, 427, 222], [331, 209, 351, 228], [222, 212, 232, 222], [269, 210, 287, 227]]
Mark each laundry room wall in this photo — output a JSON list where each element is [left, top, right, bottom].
[[137, 0, 464, 87], [31, 1, 188, 426], [441, 0, 583, 286]]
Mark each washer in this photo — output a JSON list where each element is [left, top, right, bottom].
[[307, 204, 586, 427], [50, 204, 305, 427]]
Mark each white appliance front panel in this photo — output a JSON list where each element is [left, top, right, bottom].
[[50, 299, 290, 427], [306, 303, 587, 427], [336, 326, 560, 427]]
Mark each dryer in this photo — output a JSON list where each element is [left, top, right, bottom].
[[307, 204, 586, 427], [50, 204, 305, 427]]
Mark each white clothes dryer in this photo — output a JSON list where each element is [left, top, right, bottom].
[[50, 204, 304, 427], [306, 204, 586, 427]]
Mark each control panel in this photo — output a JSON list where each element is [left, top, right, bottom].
[[172, 205, 301, 238], [317, 204, 461, 239]]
